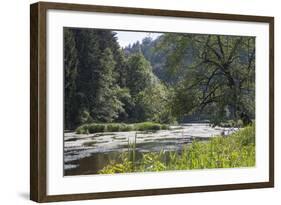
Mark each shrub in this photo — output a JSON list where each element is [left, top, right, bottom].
[[237, 119, 244, 127], [99, 125, 255, 174], [134, 122, 162, 131], [220, 120, 235, 127], [215, 119, 249, 128], [75, 124, 89, 134], [233, 124, 255, 146], [161, 124, 169, 130], [75, 122, 170, 134], [107, 124, 121, 132], [79, 110, 93, 124], [88, 124, 105, 133], [120, 124, 133, 132]]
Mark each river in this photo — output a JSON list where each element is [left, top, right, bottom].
[[64, 123, 238, 175]]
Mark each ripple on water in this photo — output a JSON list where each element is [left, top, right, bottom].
[[64, 123, 239, 174]]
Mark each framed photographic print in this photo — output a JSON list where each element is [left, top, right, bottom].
[[30, 1, 274, 202]]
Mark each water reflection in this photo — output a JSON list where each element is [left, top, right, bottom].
[[64, 123, 238, 176]]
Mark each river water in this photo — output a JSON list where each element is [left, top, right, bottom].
[[64, 123, 238, 175]]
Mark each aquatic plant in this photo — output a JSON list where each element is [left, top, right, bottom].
[[75, 122, 169, 134], [98, 125, 255, 174]]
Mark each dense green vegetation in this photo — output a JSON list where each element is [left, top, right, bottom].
[[64, 28, 173, 130], [64, 29, 256, 175], [64, 28, 255, 130], [126, 34, 255, 125], [98, 125, 255, 174], [76, 122, 169, 134]]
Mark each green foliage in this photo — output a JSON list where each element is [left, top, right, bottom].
[[158, 34, 255, 124], [99, 125, 255, 174], [185, 125, 255, 169], [120, 124, 134, 132], [88, 124, 106, 133], [64, 28, 255, 130], [91, 48, 124, 122], [126, 53, 155, 96], [75, 122, 169, 134], [211, 119, 245, 128], [64, 28, 127, 129], [125, 36, 178, 83], [99, 152, 134, 174], [79, 110, 93, 124], [123, 52, 175, 123], [134, 122, 161, 131], [64, 28, 78, 129], [75, 124, 89, 134], [106, 124, 122, 132], [135, 83, 175, 123], [106, 123, 133, 132]]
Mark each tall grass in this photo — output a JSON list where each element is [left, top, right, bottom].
[[211, 119, 245, 128], [75, 122, 169, 134], [99, 125, 255, 174], [127, 132, 137, 170]]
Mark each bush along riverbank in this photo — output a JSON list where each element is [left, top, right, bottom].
[[98, 124, 255, 174], [75, 122, 170, 134]]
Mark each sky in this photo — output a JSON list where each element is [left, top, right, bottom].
[[115, 30, 162, 48]]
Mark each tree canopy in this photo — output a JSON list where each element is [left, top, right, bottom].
[[64, 28, 255, 130], [158, 34, 255, 124]]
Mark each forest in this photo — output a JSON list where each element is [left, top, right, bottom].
[[63, 28, 255, 175], [64, 28, 255, 130]]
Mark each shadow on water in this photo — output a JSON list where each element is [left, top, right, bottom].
[[65, 151, 121, 176], [64, 150, 159, 176], [64, 123, 235, 176], [64, 138, 208, 176]]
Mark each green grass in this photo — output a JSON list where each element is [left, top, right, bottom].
[[98, 125, 255, 174], [75, 122, 169, 134], [134, 122, 169, 131]]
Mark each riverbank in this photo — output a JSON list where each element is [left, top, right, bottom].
[[99, 124, 255, 174], [75, 122, 169, 134], [64, 123, 239, 175]]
